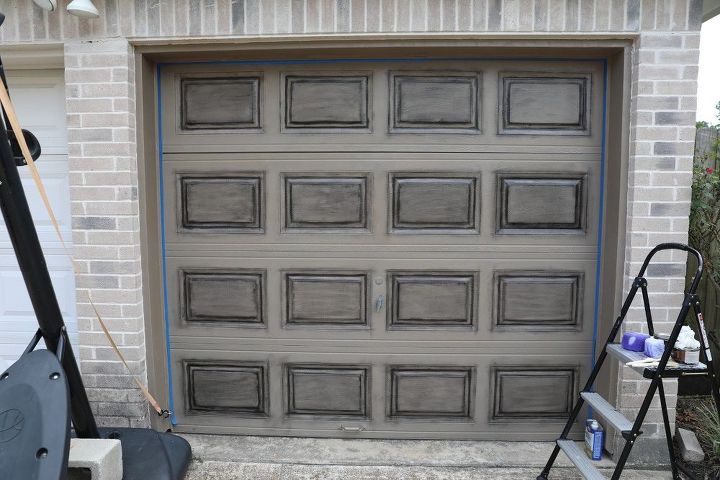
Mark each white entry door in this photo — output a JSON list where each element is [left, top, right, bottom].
[[0, 69, 76, 370]]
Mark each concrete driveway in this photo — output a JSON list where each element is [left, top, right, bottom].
[[182, 435, 675, 479]]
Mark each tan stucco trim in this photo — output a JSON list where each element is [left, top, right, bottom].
[[0, 43, 64, 69], [705, 0, 720, 21], [131, 33, 637, 61]]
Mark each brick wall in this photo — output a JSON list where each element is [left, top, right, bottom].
[[619, 28, 701, 458], [0, 0, 705, 458], [0, 0, 705, 38], [65, 38, 148, 428]]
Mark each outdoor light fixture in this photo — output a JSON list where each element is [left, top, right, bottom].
[[32, 0, 57, 11], [66, 0, 99, 18]]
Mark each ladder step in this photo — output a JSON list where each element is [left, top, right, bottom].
[[606, 343, 709, 379], [581, 392, 634, 433], [557, 439, 606, 480]]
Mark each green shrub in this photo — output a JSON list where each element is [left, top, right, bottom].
[[690, 104, 720, 290]]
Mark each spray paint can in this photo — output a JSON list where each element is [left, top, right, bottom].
[[585, 419, 604, 460]]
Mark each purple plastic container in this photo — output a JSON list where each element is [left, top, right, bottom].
[[621, 332, 650, 352]]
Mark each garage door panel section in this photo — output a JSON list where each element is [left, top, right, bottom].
[[490, 365, 580, 422], [389, 72, 481, 133], [161, 59, 606, 439], [493, 270, 584, 331], [171, 349, 589, 438], [390, 173, 481, 234], [176, 171, 264, 233], [179, 75, 262, 131], [286, 364, 370, 417], [180, 268, 266, 327], [387, 271, 477, 330], [166, 257, 595, 342], [282, 174, 370, 232], [160, 61, 604, 151], [184, 360, 269, 416], [499, 72, 592, 136], [496, 172, 588, 234], [387, 366, 475, 419], [162, 158, 599, 247], [283, 271, 369, 328], [282, 73, 371, 131]]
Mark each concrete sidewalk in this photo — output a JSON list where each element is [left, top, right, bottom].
[[182, 435, 674, 479]]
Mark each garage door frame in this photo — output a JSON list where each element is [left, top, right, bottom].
[[133, 36, 634, 434]]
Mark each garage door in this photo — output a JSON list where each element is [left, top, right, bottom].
[[0, 70, 77, 371], [159, 58, 605, 439]]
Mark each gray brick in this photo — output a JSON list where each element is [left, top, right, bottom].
[[636, 96, 679, 110], [688, 0, 703, 31], [549, 0, 564, 30], [655, 111, 696, 125], [533, 0, 548, 30], [97, 402, 148, 417], [231, 0, 245, 33], [647, 263, 686, 277], [626, 0, 640, 30], [488, 0, 502, 30], [473, 0, 488, 30], [355, 0, 369, 31], [650, 202, 689, 216], [245, 0, 260, 33], [595, 0, 609, 29], [640, 34, 684, 48], [565, 0, 579, 31], [73, 216, 117, 230], [653, 141, 693, 155], [76, 275, 121, 289], [95, 416, 130, 428], [444, 0, 458, 31]]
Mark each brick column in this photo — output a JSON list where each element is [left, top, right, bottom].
[[618, 28, 701, 458], [65, 38, 149, 428]]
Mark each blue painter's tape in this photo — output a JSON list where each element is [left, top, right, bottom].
[[160, 56, 606, 67], [587, 59, 609, 420], [156, 64, 177, 426], [155, 55, 608, 429]]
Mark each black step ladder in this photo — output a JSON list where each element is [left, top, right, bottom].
[[538, 243, 720, 480]]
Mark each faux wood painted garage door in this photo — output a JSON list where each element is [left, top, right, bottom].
[[159, 59, 605, 439]]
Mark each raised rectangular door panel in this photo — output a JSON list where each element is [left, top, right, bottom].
[[499, 73, 591, 135], [390, 173, 480, 233], [177, 173, 264, 233], [286, 365, 369, 416], [283, 74, 370, 130], [179, 75, 261, 130], [388, 366, 474, 418], [496, 173, 587, 234], [283, 175, 369, 231], [390, 72, 481, 132], [184, 361, 268, 415], [388, 272, 477, 329], [181, 269, 265, 326], [284, 272, 368, 327], [491, 366, 578, 421], [494, 271, 583, 331]]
